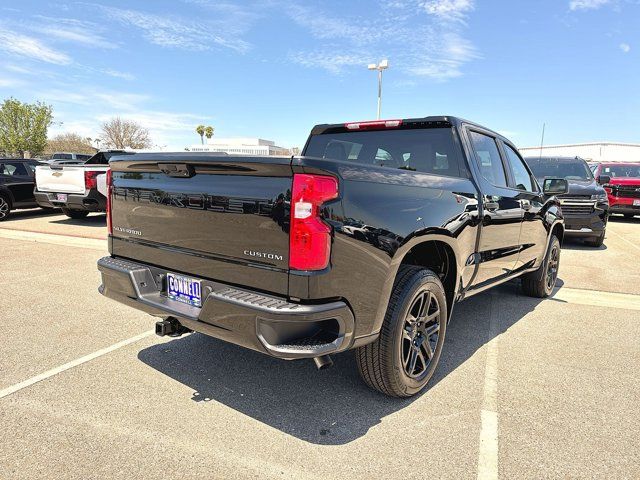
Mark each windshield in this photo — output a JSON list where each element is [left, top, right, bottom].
[[525, 157, 593, 181], [600, 164, 640, 178]]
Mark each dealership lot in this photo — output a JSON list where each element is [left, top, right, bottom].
[[1, 211, 639, 479]]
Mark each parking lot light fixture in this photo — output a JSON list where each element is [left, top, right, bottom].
[[368, 59, 389, 119]]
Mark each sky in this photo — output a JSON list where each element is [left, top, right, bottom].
[[0, 0, 638, 151]]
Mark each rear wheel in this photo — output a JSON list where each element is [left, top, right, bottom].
[[522, 235, 560, 298], [0, 194, 11, 221], [356, 266, 447, 397], [61, 208, 89, 219]]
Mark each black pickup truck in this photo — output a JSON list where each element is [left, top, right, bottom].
[[98, 116, 567, 397]]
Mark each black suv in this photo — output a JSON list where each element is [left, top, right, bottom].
[[525, 156, 609, 247], [0, 159, 42, 221]]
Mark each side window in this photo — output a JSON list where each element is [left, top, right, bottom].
[[375, 148, 395, 167], [469, 131, 508, 188], [1, 163, 18, 176], [503, 144, 536, 191]]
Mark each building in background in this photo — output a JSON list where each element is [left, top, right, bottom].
[[187, 138, 292, 156], [519, 142, 640, 163]]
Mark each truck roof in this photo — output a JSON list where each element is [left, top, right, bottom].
[[310, 115, 504, 139]]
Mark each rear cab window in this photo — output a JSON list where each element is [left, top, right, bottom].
[[304, 127, 467, 178]]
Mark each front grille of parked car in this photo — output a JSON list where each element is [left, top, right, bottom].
[[615, 185, 640, 198], [560, 194, 592, 200], [559, 200, 595, 216]]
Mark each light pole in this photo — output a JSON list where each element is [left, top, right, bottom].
[[368, 59, 389, 119]]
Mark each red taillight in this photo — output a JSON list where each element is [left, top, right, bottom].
[[84, 170, 100, 190], [344, 119, 402, 130], [106, 169, 113, 235], [289, 174, 338, 271]]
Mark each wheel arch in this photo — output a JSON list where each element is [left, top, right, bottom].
[[371, 233, 463, 335], [0, 186, 13, 208]]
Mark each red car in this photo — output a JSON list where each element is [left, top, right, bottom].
[[593, 162, 640, 218]]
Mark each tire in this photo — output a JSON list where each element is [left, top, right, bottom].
[[356, 266, 447, 397], [624, 214, 635, 219], [0, 194, 11, 221], [61, 208, 89, 219], [522, 235, 560, 298], [584, 231, 604, 247]]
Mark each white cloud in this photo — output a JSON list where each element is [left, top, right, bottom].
[[98, 5, 251, 53], [287, 51, 366, 74], [31, 16, 117, 49], [619, 42, 631, 53], [103, 69, 135, 81], [421, 0, 474, 22], [0, 76, 24, 88], [37, 88, 149, 110], [288, 1, 478, 80], [569, 0, 612, 11], [0, 28, 71, 65]]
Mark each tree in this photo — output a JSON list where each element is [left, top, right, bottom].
[[99, 117, 152, 149], [196, 124, 205, 145], [45, 133, 97, 155], [0, 98, 53, 158], [205, 126, 214, 141]]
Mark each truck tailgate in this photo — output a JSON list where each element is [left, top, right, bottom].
[[35, 165, 86, 194], [109, 154, 293, 296]]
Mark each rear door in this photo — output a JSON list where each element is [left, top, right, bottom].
[[0, 162, 35, 205], [465, 128, 524, 288], [108, 154, 293, 295], [35, 165, 86, 194]]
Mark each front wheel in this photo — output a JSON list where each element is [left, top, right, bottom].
[[0, 195, 11, 221], [522, 235, 560, 298], [356, 266, 447, 397], [61, 208, 89, 219]]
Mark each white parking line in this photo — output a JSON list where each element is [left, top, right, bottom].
[[0, 330, 154, 400], [551, 287, 640, 311], [477, 294, 500, 480], [0, 228, 106, 250]]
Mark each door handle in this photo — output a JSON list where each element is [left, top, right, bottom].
[[520, 199, 532, 211]]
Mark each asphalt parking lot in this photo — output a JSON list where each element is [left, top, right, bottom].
[[1, 210, 639, 479]]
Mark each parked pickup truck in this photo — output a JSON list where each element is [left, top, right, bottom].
[[98, 116, 567, 397], [592, 162, 640, 219], [35, 150, 132, 219]]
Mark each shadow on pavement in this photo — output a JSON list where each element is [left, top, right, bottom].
[[138, 279, 551, 445], [51, 214, 106, 227], [561, 238, 607, 251], [3, 208, 61, 222], [608, 214, 640, 224]]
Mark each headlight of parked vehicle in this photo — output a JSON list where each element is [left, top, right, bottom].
[[592, 192, 609, 202]]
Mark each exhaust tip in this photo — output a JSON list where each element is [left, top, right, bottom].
[[313, 355, 333, 370]]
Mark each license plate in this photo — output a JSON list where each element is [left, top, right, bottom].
[[56, 193, 67, 202], [634, 200, 640, 206], [167, 273, 202, 307]]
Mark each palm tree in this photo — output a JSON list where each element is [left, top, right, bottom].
[[205, 126, 214, 143], [196, 125, 205, 145]]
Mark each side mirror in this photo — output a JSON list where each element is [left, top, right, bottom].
[[597, 175, 611, 185], [543, 178, 568, 195]]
